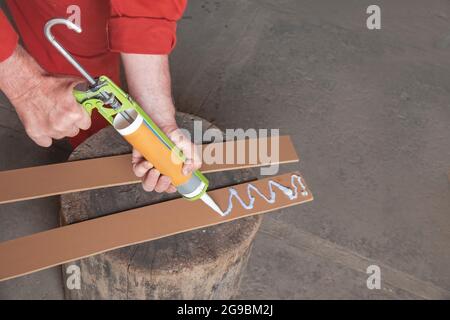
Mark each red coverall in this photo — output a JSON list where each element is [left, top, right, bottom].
[[0, 0, 187, 147]]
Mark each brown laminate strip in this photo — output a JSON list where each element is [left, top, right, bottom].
[[0, 136, 298, 204]]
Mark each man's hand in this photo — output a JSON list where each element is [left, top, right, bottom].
[[11, 75, 91, 147], [0, 46, 91, 147], [131, 127, 202, 193], [122, 53, 202, 194]]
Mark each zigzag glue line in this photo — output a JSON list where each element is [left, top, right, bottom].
[[220, 174, 309, 216]]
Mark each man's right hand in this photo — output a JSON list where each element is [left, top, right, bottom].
[[0, 45, 91, 147], [11, 74, 91, 147]]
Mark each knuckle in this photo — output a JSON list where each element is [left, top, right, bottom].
[[36, 137, 52, 147], [68, 129, 80, 138], [39, 142, 51, 148], [25, 127, 36, 137], [52, 122, 66, 132], [142, 182, 154, 192], [51, 132, 64, 140], [69, 110, 83, 121], [82, 113, 91, 123], [78, 116, 91, 129], [134, 166, 146, 178], [132, 164, 140, 175]]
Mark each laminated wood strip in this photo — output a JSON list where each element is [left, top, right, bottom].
[[0, 136, 298, 204], [0, 171, 313, 282]]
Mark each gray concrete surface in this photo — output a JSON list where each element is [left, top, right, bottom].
[[0, 0, 449, 299]]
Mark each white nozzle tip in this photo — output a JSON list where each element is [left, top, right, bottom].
[[200, 193, 225, 216]]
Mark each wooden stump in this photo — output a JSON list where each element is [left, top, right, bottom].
[[60, 112, 261, 299]]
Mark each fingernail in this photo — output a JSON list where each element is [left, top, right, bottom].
[[144, 161, 151, 169]]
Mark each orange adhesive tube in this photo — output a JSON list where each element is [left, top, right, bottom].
[[113, 111, 191, 186]]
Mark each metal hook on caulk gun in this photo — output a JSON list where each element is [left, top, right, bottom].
[[44, 18, 134, 122], [44, 19, 96, 85]]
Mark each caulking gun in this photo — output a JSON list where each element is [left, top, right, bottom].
[[44, 18, 223, 216]]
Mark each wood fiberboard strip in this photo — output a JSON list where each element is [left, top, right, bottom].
[[0, 136, 298, 204], [0, 171, 313, 282]]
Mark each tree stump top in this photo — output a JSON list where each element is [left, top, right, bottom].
[[60, 112, 261, 273]]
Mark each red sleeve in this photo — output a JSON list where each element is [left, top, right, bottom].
[[108, 0, 187, 55], [0, 9, 18, 62]]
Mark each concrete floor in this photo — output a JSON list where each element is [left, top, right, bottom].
[[0, 0, 449, 299]]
